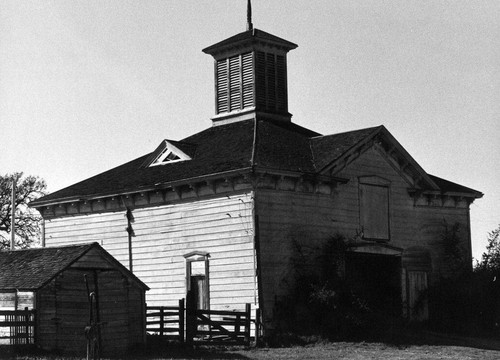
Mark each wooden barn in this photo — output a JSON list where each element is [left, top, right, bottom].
[[0, 243, 148, 355], [30, 8, 482, 335]]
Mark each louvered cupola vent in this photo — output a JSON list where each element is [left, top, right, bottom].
[[203, 28, 297, 126], [216, 52, 254, 113]]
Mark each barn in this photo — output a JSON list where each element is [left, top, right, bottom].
[[30, 5, 482, 336], [0, 243, 148, 355]]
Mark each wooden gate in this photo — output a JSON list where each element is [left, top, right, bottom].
[[185, 292, 251, 346]]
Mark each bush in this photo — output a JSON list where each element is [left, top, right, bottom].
[[427, 269, 500, 336]]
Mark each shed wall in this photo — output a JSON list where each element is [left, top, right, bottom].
[[36, 267, 145, 356]]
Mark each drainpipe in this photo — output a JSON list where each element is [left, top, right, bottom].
[[41, 219, 46, 248], [126, 208, 134, 272], [11, 180, 16, 250]]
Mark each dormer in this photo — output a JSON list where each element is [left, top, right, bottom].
[[203, 4, 297, 126], [141, 140, 195, 168]]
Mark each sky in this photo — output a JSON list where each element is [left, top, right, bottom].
[[1, 1, 498, 261]]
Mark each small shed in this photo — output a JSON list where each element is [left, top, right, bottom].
[[0, 243, 149, 355]]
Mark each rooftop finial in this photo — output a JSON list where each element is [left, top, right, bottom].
[[247, 0, 253, 31]]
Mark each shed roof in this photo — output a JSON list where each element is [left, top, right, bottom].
[[0, 243, 149, 292]]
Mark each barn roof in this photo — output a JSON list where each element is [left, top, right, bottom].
[[0, 243, 149, 292], [30, 119, 482, 208]]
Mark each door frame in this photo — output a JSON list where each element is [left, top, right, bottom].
[[184, 251, 210, 310]]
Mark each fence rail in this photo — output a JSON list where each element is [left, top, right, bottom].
[[0, 308, 36, 345]]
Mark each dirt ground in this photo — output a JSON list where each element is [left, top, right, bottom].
[[4, 340, 500, 360]]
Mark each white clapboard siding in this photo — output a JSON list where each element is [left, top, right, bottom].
[[44, 193, 257, 311]]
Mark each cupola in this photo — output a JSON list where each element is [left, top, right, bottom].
[[202, 0, 297, 126]]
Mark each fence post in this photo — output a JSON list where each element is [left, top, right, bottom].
[[159, 307, 164, 337], [24, 307, 29, 345], [185, 291, 196, 346], [244, 304, 251, 346], [255, 308, 261, 346], [179, 298, 185, 343], [235, 314, 240, 338], [33, 309, 37, 346]]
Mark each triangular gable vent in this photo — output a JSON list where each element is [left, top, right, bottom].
[[144, 140, 192, 167]]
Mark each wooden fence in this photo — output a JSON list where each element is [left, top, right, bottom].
[[0, 308, 36, 345], [146, 299, 185, 343], [146, 296, 259, 346]]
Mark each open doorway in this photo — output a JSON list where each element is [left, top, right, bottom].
[[185, 252, 209, 310], [345, 252, 402, 316]]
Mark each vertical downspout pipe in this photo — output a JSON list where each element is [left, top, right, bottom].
[[41, 219, 46, 248], [126, 208, 134, 272], [10, 180, 16, 250]]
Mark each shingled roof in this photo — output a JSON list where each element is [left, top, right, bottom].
[[0, 243, 148, 291], [30, 120, 481, 207]]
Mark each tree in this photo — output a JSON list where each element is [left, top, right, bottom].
[[0, 172, 47, 250], [476, 224, 500, 273]]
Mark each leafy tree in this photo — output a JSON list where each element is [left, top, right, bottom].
[[476, 224, 500, 273], [0, 172, 47, 250]]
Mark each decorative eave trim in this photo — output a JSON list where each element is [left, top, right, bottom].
[[35, 167, 349, 219], [407, 188, 481, 208], [30, 168, 254, 209], [253, 166, 348, 184], [408, 189, 483, 199]]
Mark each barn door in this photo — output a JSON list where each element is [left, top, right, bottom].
[[407, 271, 428, 321]]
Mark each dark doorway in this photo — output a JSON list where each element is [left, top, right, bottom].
[[190, 275, 208, 310], [186, 256, 209, 310], [345, 252, 402, 316]]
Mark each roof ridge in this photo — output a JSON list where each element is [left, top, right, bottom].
[[3, 242, 95, 253], [310, 125, 383, 140]]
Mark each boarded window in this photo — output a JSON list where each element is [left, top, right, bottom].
[[359, 183, 390, 240]]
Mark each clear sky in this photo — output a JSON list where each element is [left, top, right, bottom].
[[1, 1, 499, 261]]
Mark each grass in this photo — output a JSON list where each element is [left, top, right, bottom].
[[3, 333, 500, 360]]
